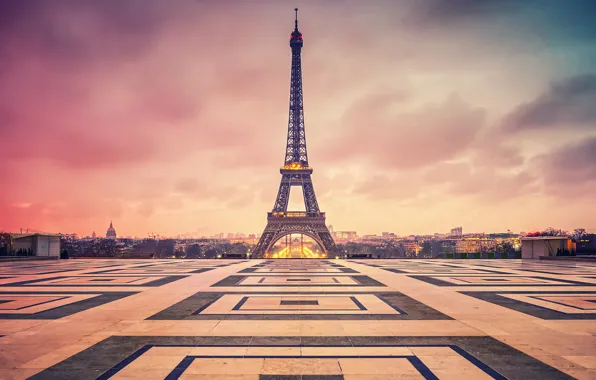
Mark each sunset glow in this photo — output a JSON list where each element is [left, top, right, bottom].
[[1, 1, 595, 237]]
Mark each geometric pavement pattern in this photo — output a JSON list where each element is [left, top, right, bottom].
[[0, 258, 594, 379]]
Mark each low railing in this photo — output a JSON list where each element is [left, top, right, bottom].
[[268, 212, 325, 218], [281, 163, 311, 170]]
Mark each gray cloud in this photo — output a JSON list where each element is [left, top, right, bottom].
[[503, 74, 596, 131], [317, 93, 485, 170], [0, 1, 174, 66], [409, 0, 596, 42], [410, 0, 521, 24], [540, 137, 596, 183], [175, 178, 202, 194], [353, 175, 421, 202]]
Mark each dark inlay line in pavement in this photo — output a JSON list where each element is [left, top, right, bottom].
[[528, 296, 596, 311], [350, 296, 367, 311], [149, 292, 451, 320], [0, 291, 136, 319], [232, 296, 249, 311], [260, 376, 343, 380], [461, 291, 596, 319], [2, 275, 188, 287], [30, 336, 571, 380], [280, 300, 319, 305], [409, 275, 594, 287]]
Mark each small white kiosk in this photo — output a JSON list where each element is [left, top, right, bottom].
[[521, 236, 575, 259]]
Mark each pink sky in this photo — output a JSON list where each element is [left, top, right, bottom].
[[1, 1, 595, 237]]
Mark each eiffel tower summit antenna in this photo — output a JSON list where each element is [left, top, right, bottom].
[[252, 9, 337, 259]]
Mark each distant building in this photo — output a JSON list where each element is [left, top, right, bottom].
[[521, 236, 575, 259], [336, 231, 358, 241], [106, 221, 117, 239], [455, 238, 496, 254], [91, 231, 96, 239], [456, 239, 478, 253], [431, 240, 457, 257], [11, 233, 61, 257], [576, 234, 596, 254], [450, 227, 463, 237], [401, 240, 421, 255]]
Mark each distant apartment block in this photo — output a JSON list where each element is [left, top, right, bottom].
[[450, 226, 463, 237], [455, 238, 496, 254]]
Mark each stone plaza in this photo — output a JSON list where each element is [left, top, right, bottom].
[[0, 258, 595, 379]]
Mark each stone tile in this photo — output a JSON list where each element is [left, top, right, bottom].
[[184, 358, 265, 374], [562, 355, 596, 369], [339, 358, 420, 375], [262, 358, 341, 375], [0, 368, 43, 380]]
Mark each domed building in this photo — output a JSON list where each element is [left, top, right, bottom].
[[106, 221, 117, 239]]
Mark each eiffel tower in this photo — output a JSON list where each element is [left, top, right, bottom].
[[252, 9, 337, 259]]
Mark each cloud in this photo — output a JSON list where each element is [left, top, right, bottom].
[[471, 143, 525, 168], [136, 203, 155, 218], [421, 162, 539, 201], [343, 159, 541, 208], [352, 175, 421, 202], [317, 93, 485, 170], [410, 0, 521, 25], [0, 1, 192, 169], [0, 1, 177, 70], [535, 137, 596, 196], [409, 0, 596, 43], [503, 74, 596, 131], [447, 168, 539, 201], [1, 1, 595, 235], [174, 178, 202, 194]]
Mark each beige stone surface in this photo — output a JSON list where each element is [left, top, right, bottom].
[[0, 258, 593, 379]]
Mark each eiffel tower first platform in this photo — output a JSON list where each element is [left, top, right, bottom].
[[252, 9, 337, 259]]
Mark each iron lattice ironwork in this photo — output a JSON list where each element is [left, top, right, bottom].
[[253, 9, 337, 258]]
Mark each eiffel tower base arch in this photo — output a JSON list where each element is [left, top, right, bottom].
[[252, 213, 336, 258]]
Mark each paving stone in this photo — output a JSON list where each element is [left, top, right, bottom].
[[2, 258, 593, 380]]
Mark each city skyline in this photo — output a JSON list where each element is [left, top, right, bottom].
[[20, 221, 586, 241], [2, 1, 596, 237]]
